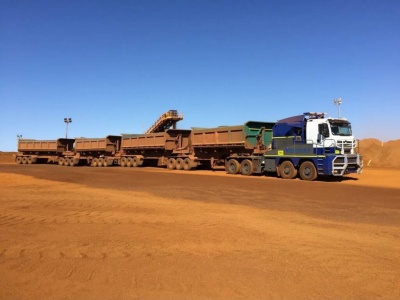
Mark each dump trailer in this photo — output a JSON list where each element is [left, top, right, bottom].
[[191, 121, 275, 175], [16, 138, 75, 164], [121, 129, 195, 169], [259, 112, 363, 180], [70, 135, 122, 167]]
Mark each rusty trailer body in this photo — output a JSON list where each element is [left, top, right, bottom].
[[16, 138, 75, 164], [191, 121, 275, 174], [71, 135, 122, 167], [120, 129, 195, 169]]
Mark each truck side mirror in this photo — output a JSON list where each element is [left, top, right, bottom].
[[318, 124, 330, 138]]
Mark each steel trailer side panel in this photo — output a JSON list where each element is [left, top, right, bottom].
[[121, 130, 191, 151], [74, 136, 121, 153], [18, 138, 74, 154]]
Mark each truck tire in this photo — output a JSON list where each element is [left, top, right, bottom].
[[176, 158, 184, 170], [16, 156, 23, 164], [241, 159, 253, 176], [92, 158, 99, 167], [132, 156, 139, 167], [58, 157, 64, 166], [299, 161, 317, 181], [280, 161, 297, 179], [226, 159, 240, 174], [183, 158, 192, 171], [103, 159, 109, 167], [126, 157, 132, 167], [120, 157, 127, 167], [27, 157, 33, 164], [65, 157, 71, 166], [98, 158, 104, 167], [167, 158, 176, 170]]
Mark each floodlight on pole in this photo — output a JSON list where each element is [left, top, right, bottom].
[[17, 134, 22, 140], [333, 98, 342, 118], [64, 118, 72, 138]]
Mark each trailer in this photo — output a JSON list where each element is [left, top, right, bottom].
[[16, 138, 75, 164], [72, 135, 122, 167], [191, 121, 275, 175], [121, 129, 195, 169]]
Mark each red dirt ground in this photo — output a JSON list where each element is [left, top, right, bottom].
[[0, 152, 399, 299]]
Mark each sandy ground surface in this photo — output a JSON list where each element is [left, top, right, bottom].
[[0, 160, 399, 299]]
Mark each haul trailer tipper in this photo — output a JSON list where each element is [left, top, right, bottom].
[[191, 121, 275, 175], [121, 129, 195, 169], [16, 138, 75, 164]]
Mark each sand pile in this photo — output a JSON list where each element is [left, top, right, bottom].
[[0, 152, 15, 164], [359, 139, 400, 168]]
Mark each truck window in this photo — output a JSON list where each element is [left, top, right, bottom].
[[318, 124, 330, 137]]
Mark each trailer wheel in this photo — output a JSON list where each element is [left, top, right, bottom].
[[98, 158, 104, 167], [120, 157, 127, 167], [27, 157, 33, 164], [280, 161, 297, 179], [132, 157, 139, 167], [241, 159, 253, 176], [183, 158, 192, 170], [226, 159, 240, 174], [92, 158, 99, 167], [176, 158, 184, 170], [58, 157, 64, 166], [167, 158, 176, 170], [103, 159, 109, 167], [69, 158, 76, 166], [299, 161, 317, 181], [16, 156, 23, 164]]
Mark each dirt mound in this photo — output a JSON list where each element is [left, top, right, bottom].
[[0, 152, 15, 164], [360, 139, 400, 168]]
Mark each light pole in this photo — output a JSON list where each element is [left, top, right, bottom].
[[64, 118, 72, 138], [333, 98, 342, 118], [17, 134, 22, 140]]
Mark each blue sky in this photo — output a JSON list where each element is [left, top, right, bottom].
[[1, 0, 399, 151]]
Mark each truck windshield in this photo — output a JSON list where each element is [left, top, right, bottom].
[[329, 121, 352, 136]]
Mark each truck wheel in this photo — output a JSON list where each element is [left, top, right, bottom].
[[16, 157, 23, 164], [241, 159, 253, 176], [27, 157, 33, 164], [280, 161, 297, 179], [98, 158, 104, 167], [120, 157, 127, 167], [183, 158, 192, 170], [103, 159, 109, 167], [69, 158, 76, 166], [92, 158, 99, 167], [167, 158, 176, 170], [58, 157, 64, 166], [299, 161, 317, 181], [126, 157, 132, 167], [226, 159, 240, 174], [132, 157, 139, 167], [176, 158, 184, 170]]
